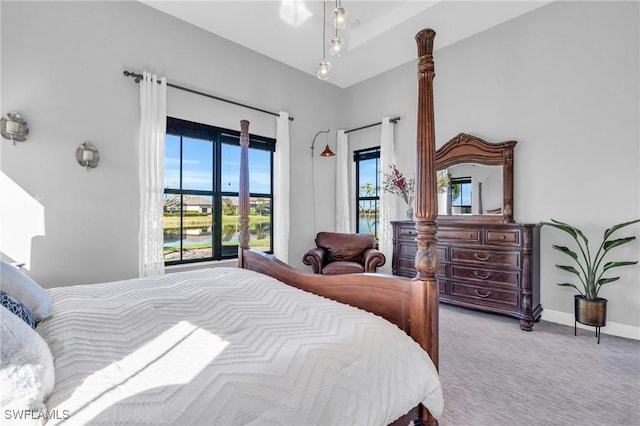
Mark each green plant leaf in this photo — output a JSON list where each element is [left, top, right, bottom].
[[542, 220, 578, 240], [602, 260, 639, 272], [603, 219, 640, 241], [597, 276, 620, 285], [556, 282, 583, 293], [603, 236, 636, 252], [551, 245, 578, 261], [556, 264, 581, 276]]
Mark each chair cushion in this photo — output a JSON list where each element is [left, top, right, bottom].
[[322, 261, 365, 275], [315, 232, 377, 262]]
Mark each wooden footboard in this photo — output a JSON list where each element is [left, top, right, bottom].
[[240, 248, 438, 425], [240, 249, 411, 334]]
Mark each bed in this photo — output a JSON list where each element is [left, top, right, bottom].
[[0, 29, 442, 425]]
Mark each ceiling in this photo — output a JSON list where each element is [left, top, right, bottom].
[[140, 1, 551, 88]]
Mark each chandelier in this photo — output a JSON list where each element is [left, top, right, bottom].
[[316, 0, 347, 80]]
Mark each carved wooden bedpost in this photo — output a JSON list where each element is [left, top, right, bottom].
[[414, 27, 440, 400], [238, 120, 250, 266]]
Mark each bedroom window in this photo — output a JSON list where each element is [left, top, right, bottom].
[[354, 147, 380, 237], [449, 176, 472, 214], [163, 117, 274, 264]]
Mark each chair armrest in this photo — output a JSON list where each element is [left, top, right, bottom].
[[362, 248, 386, 272], [302, 247, 326, 274]]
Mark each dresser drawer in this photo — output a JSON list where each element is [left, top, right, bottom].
[[438, 228, 480, 243], [438, 279, 447, 294], [436, 246, 448, 262], [396, 256, 416, 271], [451, 265, 519, 287], [450, 248, 519, 268], [450, 282, 518, 306], [396, 241, 417, 258], [398, 226, 418, 239], [485, 228, 521, 246]]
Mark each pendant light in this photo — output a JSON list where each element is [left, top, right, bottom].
[[333, 0, 346, 29], [320, 144, 336, 157], [316, 1, 331, 80], [330, 27, 345, 57]]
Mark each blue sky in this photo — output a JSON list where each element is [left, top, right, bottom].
[[164, 135, 271, 194], [360, 157, 379, 195]]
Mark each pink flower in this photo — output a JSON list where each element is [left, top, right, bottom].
[[382, 165, 415, 206]]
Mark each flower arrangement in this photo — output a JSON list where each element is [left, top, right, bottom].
[[382, 164, 415, 206]]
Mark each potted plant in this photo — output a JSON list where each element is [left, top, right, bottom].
[[542, 218, 640, 341]]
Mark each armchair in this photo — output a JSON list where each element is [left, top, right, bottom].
[[302, 232, 386, 275]]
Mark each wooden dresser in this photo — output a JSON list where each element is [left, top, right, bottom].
[[391, 219, 542, 330]]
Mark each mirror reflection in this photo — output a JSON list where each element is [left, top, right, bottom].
[[437, 164, 503, 216]]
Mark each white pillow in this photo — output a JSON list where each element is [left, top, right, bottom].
[[0, 261, 52, 321], [0, 306, 55, 420]]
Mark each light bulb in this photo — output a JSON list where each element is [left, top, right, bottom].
[[316, 59, 331, 80], [330, 37, 345, 56], [333, 7, 346, 29]]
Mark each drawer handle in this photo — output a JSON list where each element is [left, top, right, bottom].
[[474, 289, 492, 298], [468, 234, 475, 239], [473, 271, 491, 280], [474, 253, 490, 261], [500, 235, 506, 240]]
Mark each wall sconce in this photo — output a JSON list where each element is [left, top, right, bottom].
[[76, 142, 100, 171], [0, 112, 29, 144], [310, 129, 335, 157]]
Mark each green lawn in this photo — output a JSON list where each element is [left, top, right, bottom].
[[163, 214, 270, 228]]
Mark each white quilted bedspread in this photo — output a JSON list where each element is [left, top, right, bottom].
[[38, 267, 443, 425]]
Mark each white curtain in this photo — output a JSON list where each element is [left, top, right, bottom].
[[335, 130, 351, 233], [274, 112, 290, 262], [379, 117, 397, 273], [138, 72, 167, 277]]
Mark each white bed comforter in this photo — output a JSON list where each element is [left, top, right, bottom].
[[38, 267, 443, 425]]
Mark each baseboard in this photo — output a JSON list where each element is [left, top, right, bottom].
[[542, 309, 640, 340]]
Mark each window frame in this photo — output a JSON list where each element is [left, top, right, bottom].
[[354, 147, 381, 236], [449, 176, 472, 214], [164, 117, 275, 265]]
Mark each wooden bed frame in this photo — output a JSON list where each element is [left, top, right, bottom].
[[238, 29, 440, 425]]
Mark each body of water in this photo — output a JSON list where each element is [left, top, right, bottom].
[[164, 223, 270, 248]]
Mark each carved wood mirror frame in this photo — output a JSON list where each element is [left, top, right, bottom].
[[436, 133, 517, 223]]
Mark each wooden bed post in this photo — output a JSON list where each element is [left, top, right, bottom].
[[238, 119, 250, 266], [414, 27, 439, 370]]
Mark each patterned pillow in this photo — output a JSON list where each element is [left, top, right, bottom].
[[0, 260, 52, 320], [0, 290, 37, 329]]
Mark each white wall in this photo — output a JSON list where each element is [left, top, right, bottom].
[[0, 1, 341, 286], [343, 1, 640, 331]]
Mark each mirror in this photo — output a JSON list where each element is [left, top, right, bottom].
[[435, 133, 516, 222], [437, 164, 503, 215]]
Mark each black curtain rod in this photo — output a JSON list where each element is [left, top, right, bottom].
[[123, 71, 294, 122], [344, 116, 401, 134]]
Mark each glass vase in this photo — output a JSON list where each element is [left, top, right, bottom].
[[405, 206, 414, 220]]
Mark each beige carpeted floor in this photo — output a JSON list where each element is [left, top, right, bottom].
[[437, 304, 640, 426]]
